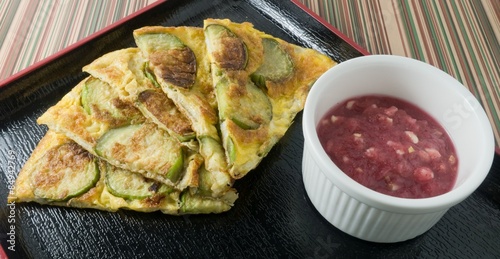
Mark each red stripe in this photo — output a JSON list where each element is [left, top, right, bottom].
[[1, 2, 40, 79], [0, 0, 166, 88], [291, 0, 370, 56], [34, 3, 57, 61], [391, 1, 409, 56], [341, 2, 352, 43]]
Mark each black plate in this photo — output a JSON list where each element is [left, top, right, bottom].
[[1, 0, 499, 258]]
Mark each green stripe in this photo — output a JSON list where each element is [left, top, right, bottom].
[[356, 2, 369, 50], [400, 1, 422, 58], [428, 1, 463, 82], [463, 2, 500, 130], [20, 1, 47, 69], [449, 1, 481, 97], [420, 1, 447, 70], [0, 1, 21, 48]]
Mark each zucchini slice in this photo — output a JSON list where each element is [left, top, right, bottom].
[[166, 148, 184, 183], [31, 143, 99, 201], [204, 24, 248, 70], [105, 163, 172, 200], [95, 124, 185, 183], [143, 62, 161, 88], [179, 191, 231, 214], [135, 32, 197, 88], [136, 89, 195, 142], [134, 32, 185, 53], [81, 82, 91, 114], [226, 137, 237, 163], [216, 78, 272, 129], [251, 38, 294, 88], [95, 124, 142, 157], [81, 77, 143, 126], [199, 136, 226, 167]]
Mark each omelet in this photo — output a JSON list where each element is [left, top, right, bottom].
[[203, 19, 336, 178], [133, 26, 233, 196], [37, 51, 201, 191], [82, 48, 196, 146], [8, 130, 237, 214], [12, 19, 335, 215]]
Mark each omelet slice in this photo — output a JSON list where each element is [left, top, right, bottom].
[[37, 74, 201, 190], [8, 130, 237, 214], [203, 19, 336, 178], [133, 26, 233, 196], [82, 48, 196, 146]]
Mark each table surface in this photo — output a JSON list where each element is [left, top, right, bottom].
[[0, 0, 499, 257]]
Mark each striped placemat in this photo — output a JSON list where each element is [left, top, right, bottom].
[[299, 0, 500, 146], [0, 0, 157, 81], [1, 0, 499, 146]]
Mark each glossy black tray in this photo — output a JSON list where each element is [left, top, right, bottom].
[[1, 0, 499, 258]]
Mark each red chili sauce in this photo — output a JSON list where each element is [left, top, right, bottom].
[[317, 95, 458, 198]]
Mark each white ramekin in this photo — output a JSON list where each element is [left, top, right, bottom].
[[302, 55, 495, 243]]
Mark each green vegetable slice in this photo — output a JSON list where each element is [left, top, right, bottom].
[[81, 77, 143, 126], [179, 191, 231, 214], [199, 136, 226, 169], [135, 33, 197, 88], [143, 62, 161, 88], [251, 38, 294, 88], [31, 143, 99, 201], [136, 89, 195, 142], [226, 137, 237, 163], [204, 24, 248, 70], [95, 124, 185, 183], [105, 163, 172, 200], [134, 33, 185, 52], [216, 78, 272, 129]]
